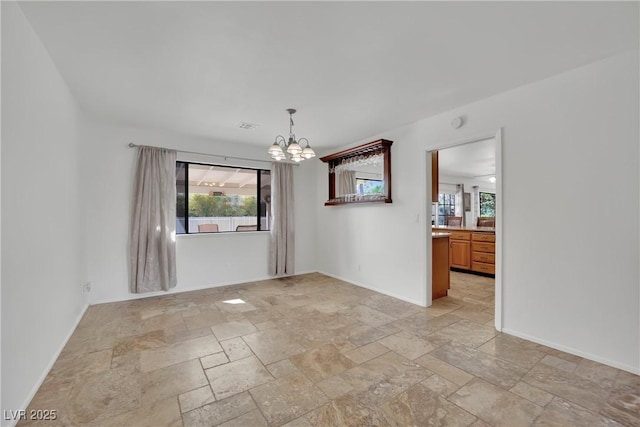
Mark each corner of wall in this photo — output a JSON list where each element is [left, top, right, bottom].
[[1, 3, 89, 418]]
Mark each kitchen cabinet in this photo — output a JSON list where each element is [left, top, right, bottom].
[[447, 230, 471, 269], [471, 233, 495, 274], [431, 151, 438, 203], [432, 233, 450, 299], [433, 226, 495, 276], [450, 240, 471, 269]]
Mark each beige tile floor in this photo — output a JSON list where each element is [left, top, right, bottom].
[[22, 272, 639, 426]]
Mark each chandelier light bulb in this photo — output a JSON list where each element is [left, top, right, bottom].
[[286, 142, 302, 155], [268, 142, 282, 155], [299, 138, 315, 159]]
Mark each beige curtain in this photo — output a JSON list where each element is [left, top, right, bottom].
[[472, 185, 480, 225], [130, 146, 177, 293], [337, 170, 357, 196], [269, 162, 295, 275], [455, 183, 465, 225]]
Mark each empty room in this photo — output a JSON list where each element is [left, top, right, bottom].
[[1, 1, 639, 426]]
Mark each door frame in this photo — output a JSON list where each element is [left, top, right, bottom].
[[424, 128, 503, 331]]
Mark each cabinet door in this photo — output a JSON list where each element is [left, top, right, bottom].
[[450, 231, 471, 241], [432, 236, 450, 299], [472, 251, 495, 264], [450, 240, 471, 269], [472, 233, 495, 242], [472, 262, 495, 275], [431, 151, 438, 203], [472, 242, 495, 253]]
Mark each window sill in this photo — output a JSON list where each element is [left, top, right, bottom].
[[176, 231, 269, 238]]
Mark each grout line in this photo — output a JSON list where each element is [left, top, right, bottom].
[[176, 392, 184, 415], [246, 389, 270, 425]]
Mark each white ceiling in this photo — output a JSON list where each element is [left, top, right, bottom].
[[18, 1, 639, 149], [438, 138, 495, 183]]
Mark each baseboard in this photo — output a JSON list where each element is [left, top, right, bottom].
[[502, 328, 640, 375], [89, 270, 319, 306], [317, 270, 425, 307], [286, 270, 318, 276], [92, 270, 422, 309], [10, 303, 89, 427]]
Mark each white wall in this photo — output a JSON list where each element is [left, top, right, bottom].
[[317, 50, 639, 373], [1, 3, 87, 420], [81, 119, 317, 304], [1, 0, 4, 415], [316, 137, 429, 306], [0, 5, 319, 409]]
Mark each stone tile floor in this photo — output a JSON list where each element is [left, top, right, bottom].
[[21, 272, 639, 426]]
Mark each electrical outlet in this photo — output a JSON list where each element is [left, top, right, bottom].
[[84, 281, 92, 293]]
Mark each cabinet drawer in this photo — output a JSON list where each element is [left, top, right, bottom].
[[449, 231, 471, 241], [472, 262, 495, 274], [472, 251, 495, 264], [472, 233, 495, 242], [472, 241, 495, 253]]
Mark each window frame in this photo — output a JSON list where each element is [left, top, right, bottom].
[[432, 192, 456, 226], [355, 177, 385, 196], [176, 161, 271, 234]]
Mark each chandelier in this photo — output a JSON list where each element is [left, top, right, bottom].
[[268, 108, 315, 162]]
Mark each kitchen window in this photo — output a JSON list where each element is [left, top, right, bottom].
[[480, 192, 496, 218], [431, 193, 456, 226], [176, 162, 271, 234]]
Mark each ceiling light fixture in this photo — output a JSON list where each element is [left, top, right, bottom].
[[268, 108, 315, 163]]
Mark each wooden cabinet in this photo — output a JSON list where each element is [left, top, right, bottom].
[[471, 233, 495, 242], [472, 251, 495, 264], [449, 231, 471, 241], [431, 151, 438, 203], [432, 234, 450, 300], [450, 239, 471, 269], [432, 227, 495, 276], [471, 232, 495, 275], [442, 229, 471, 269], [471, 262, 495, 274]]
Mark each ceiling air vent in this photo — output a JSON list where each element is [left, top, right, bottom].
[[237, 122, 259, 130]]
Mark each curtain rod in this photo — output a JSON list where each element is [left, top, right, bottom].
[[128, 143, 299, 166]]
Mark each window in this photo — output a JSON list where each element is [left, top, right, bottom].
[[479, 192, 496, 217], [176, 162, 271, 234], [356, 178, 384, 196], [431, 193, 456, 226]]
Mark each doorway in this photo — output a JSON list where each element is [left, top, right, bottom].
[[424, 130, 502, 331]]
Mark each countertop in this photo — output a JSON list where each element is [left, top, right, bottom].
[[432, 225, 495, 233], [432, 232, 451, 239]]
